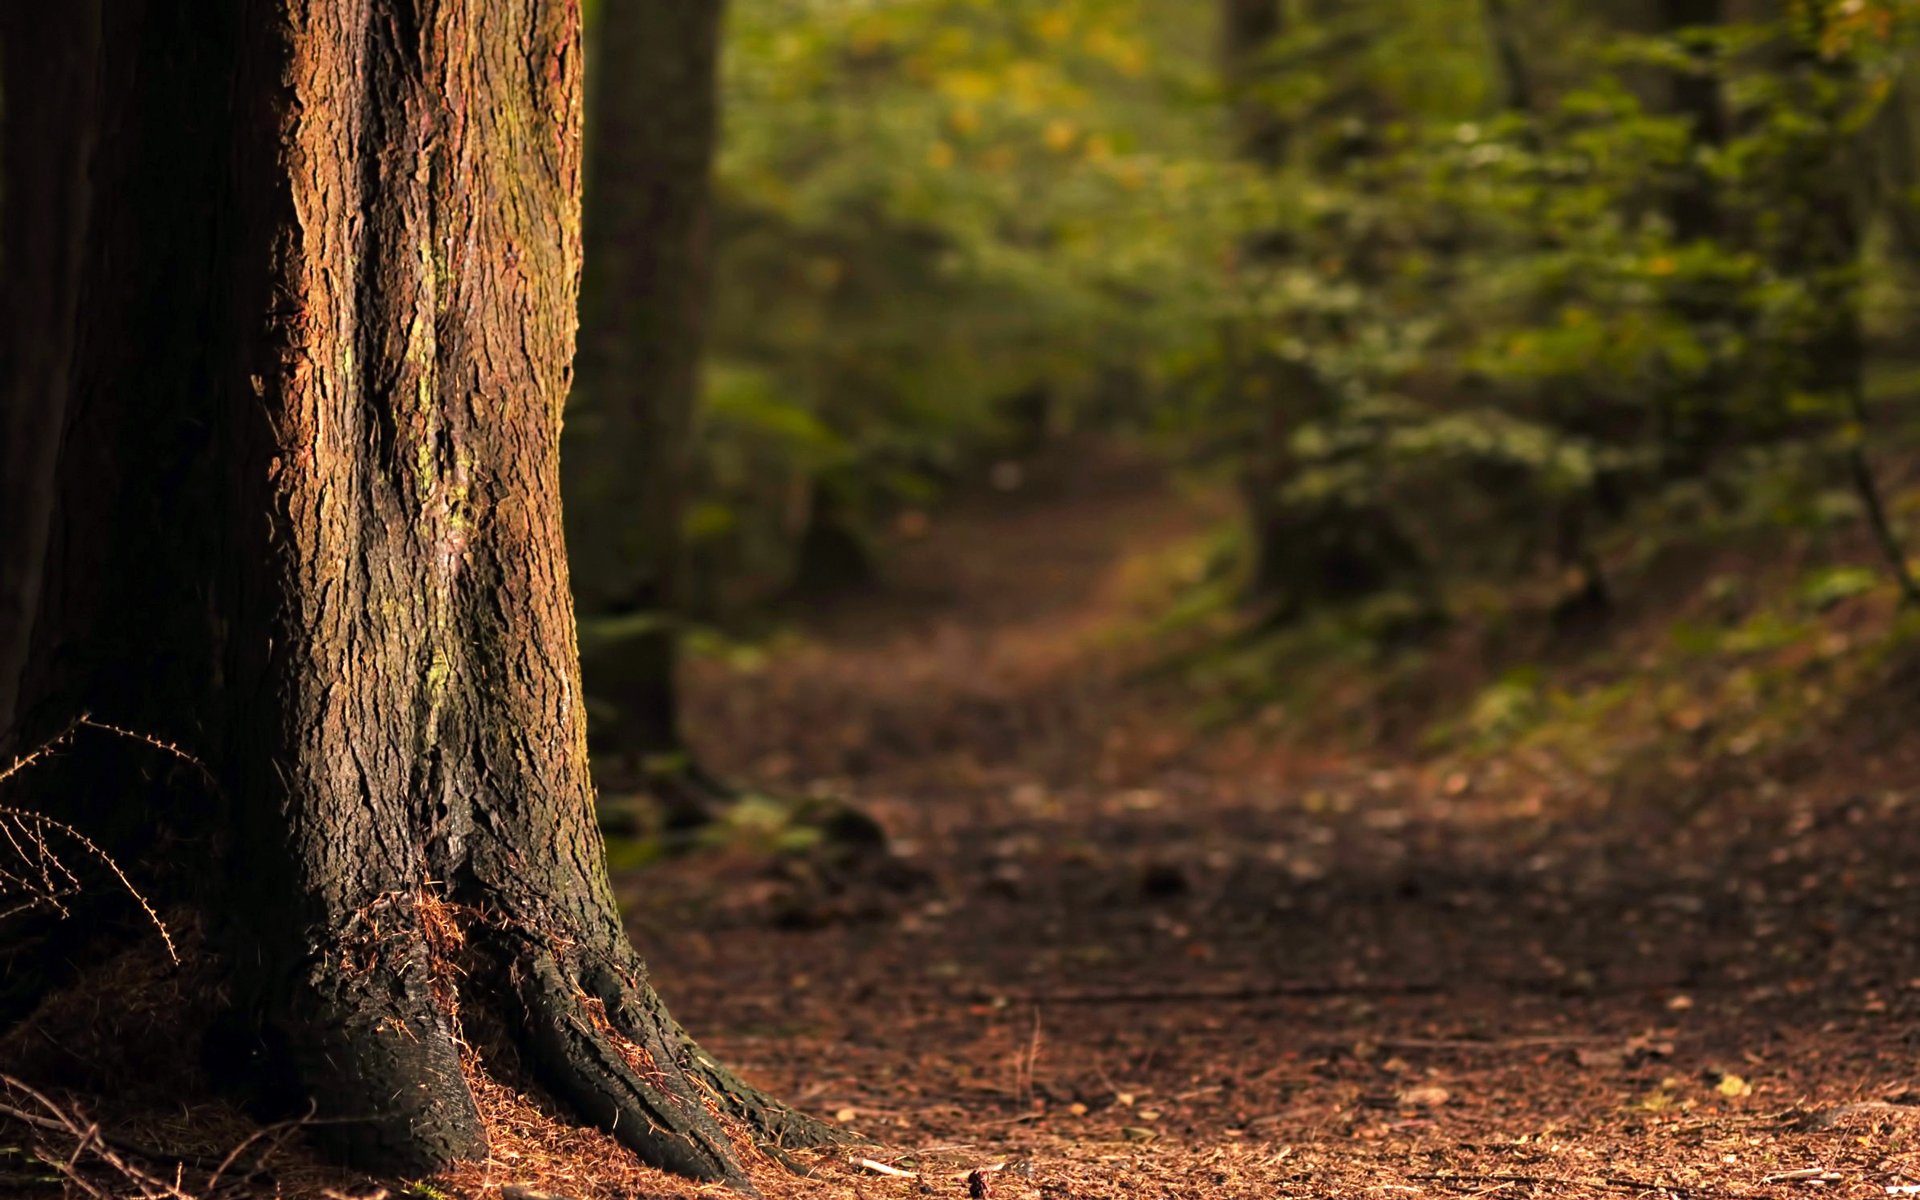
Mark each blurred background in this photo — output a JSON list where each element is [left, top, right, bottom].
[[545, 8, 1920, 1181], [561, 0, 1920, 841]]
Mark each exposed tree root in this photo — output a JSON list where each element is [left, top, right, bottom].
[[273, 941, 486, 1174], [510, 946, 745, 1184], [223, 901, 827, 1189]]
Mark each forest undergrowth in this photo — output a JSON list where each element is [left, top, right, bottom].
[[9, 439, 1920, 1199]]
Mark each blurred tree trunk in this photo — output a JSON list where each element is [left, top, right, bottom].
[[788, 477, 879, 600], [1220, 0, 1298, 610], [1644, 0, 1736, 481], [564, 0, 731, 826], [1223, 0, 1286, 168], [1660, 0, 1728, 242], [1875, 75, 1920, 286], [1481, 0, 1537, 115], [1221, 0, 1430, 620], [1, 0, 821, 1180], [1762, 9, 1920, 602]]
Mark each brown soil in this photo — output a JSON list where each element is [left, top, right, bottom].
[[7, 440, 1920, 1199], [642, 440, 1920, 1200]]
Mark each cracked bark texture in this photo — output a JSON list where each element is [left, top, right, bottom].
[[1, 0, 822, 1183]]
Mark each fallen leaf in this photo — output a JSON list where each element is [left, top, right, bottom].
[[1575, 1046, 1626, 1070]]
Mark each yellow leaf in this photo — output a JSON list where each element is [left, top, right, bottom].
[[848, 15, 893, 55], [937, 70, 997, 104], [1716, 1074, 1752, 1098], [1087, 28, 1148, 77]]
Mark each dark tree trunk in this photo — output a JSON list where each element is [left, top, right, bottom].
[[787, 479, 879, 601], [1659, 0, 1728, 243], [1219, 0, 1295, 609], [0, 5, 101, 749], [564, 0, 729, 824], [1, 0, 820, 1183], [1222, 0, 1286, 168], [1217, 3, 1428, 619], [1774, 32, 1920, 602], [1481, 0, 1538, 115], [1629, 0, 1734, 476], [1878, 76, 1920, 274]]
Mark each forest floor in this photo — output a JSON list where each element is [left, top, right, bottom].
[[9, 441, 1920, 1200], [622, 439, 1920, 1200]]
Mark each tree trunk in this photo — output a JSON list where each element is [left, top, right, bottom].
[[1219, 0, 1295, 609], [1659, 0, 1727, 243], [1481, 0, 1538, 116], [1629, 0, 1734, 476], [563, 0, 729, 824], [1877, 75, 1920, 277], [1775, 30, 1919, 601], [1222, 0, 1286, 168], [0, 5, 101, 749], [1, 0, 820, 1183], [1217, 3, 1428, 619], [787, 478, 879, 601]]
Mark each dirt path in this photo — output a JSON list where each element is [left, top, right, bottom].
[[622, 442, 1920, 1200]]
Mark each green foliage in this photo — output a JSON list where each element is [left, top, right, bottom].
[[656, 0, 1920, 634], [1465, 668, 1546, 742], [1173, 0, 1920, 628], [695, 0, 1220, 608], [1798, 563, 1883, 609]]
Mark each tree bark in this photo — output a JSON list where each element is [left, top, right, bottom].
[[1, 0, 821, 1183], [563, 0, 728, 823]]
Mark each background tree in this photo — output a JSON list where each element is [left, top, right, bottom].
[[570, 0, 1918, 658], [1207, 0, 1444, 622], [564, 0, 737, 827], [0, 0, 819, 1182]]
